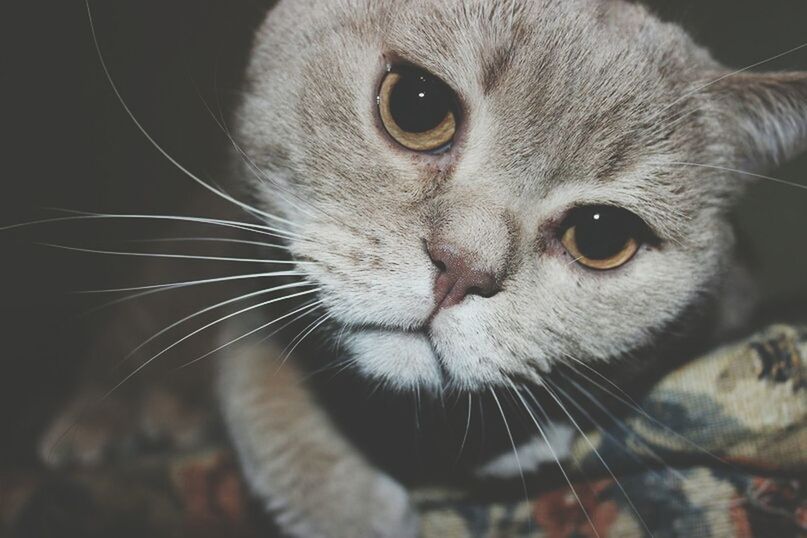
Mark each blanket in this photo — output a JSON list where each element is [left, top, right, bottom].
[[2, 324, 805, 537]]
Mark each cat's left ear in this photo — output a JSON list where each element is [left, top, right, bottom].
[[706, 72, 807, 170]]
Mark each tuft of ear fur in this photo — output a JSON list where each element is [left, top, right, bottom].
[[708, 72, 807, 170]]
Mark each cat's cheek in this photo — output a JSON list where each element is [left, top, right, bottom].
[[299, 260, 435, 329]]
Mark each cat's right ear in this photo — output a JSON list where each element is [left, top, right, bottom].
[[705, 71, 807, 171]]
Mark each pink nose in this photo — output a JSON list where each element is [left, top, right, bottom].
[[427, 242, 500, 313]]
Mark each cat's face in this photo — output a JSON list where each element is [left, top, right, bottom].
[[234, 0, 807, 390]]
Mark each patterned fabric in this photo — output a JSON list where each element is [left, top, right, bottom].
[[417, 324, 807, 537], [2, 325, 805, 537]]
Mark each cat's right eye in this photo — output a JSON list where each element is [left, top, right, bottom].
[[559, 206, 651, 271], [377, 66, 458, 153]]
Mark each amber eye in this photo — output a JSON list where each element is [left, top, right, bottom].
[[378, 66, 458, 153], [560, 206, 649, 270]]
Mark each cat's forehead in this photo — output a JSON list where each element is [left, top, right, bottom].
[[249, 0, 717, 209], [369, 0, 711, 185], [378, 0, 706, 87]]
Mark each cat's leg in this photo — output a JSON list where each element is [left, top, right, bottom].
[[218, 335, 418, 538]]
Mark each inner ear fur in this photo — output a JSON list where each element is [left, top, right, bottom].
[[707, 71, 807, 171]]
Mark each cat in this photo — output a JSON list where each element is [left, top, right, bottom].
[[40, 0, 807, 537]]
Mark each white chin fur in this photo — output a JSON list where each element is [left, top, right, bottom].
[[344, 303, 541, 392], [345, 330, 443, 391]]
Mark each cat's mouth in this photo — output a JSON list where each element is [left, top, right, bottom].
[[346, 321, 429, 335], [332, 318, 446, 387]]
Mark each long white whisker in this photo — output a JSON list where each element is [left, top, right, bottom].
[[2, 211, 299, 241], [189, 80, 329, 227], [190, 298, 323, 378], [77, 270, 304, 294], [513, 383, 601, 538], [541, 379, 654, 537], [561, 369, 698, 478], [177, 300, 324, 371], [101, 288, 320, 400], [43, 300, 322, 458], [653, 41, 807, 123], [298, 355, 360, 385], [84, 0, 299, 231], [455, 392, 473, 464], [254, 300, 324, 348], [332, 321, 351, 352], [551, 370, 686, 482], [560, 358, 729, 466], [39, 242, 316, 265], [117, 281, 314, 368], [414, 385, 422, 432], [663, 161, 807, 191], [80, 273, 302, 316], [126, 236, 290, 252], [277, 312, 333, 371], [489, 388, 530, 509], [71, 208, 305, 239], [561, 353, 645, 411]]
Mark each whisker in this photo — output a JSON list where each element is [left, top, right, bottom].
[[662, 161, 807, 191], [125, 236, 291, 252], [45, 298, 323, 463], [541, 378, 654, 537], [513, 383, 601, 538], [101, 288, 321, 400], [252, 300, 325, 349], [560, 358, 729, 466], [560, 353, 645, 411], [2, 211, 300, 241], [79, 272, 306, 316], [276, 312, 333, 371], [189, 81, 329, 228], [455, 392, 473, 464], [652, 41, 807, 124], [77, 270, 304, 294], [84, 0, 301, 231], [332, 321, 351, 353], [489, 388, 530, 511], [297, 354, 362, 386], [552, 370, 686, 482], [116, 281, 314, 368], [38, 242, 317, 265], [177, 300, 324, 371], [414, 385, 422, 432]]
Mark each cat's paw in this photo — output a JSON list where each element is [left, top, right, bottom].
[[38, 386, 213, 468], [38, 392, 133, 467], [364, 474, 420, 538], [275, 472, 419, 538]]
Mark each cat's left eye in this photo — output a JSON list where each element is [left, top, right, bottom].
[[377, 66, 458, 153], [560, 206, 650, 270]]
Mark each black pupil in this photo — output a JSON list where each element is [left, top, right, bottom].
[[573, 206, 638, 260], [389, 70, 451, 133]]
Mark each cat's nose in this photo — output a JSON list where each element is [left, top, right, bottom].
[[427, 242, 501, 313]]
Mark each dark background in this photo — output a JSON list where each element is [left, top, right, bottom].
[[2, 0, 806, 468]]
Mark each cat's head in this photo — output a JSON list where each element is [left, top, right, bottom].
[[233, 0, 807, 391]]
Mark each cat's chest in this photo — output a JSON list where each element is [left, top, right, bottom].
[[306, 372, 576, 484]]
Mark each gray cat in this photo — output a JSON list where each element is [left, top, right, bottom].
[[42, 0, 807, 537]]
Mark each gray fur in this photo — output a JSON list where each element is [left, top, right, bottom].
[[217, 0, 807, 535]]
